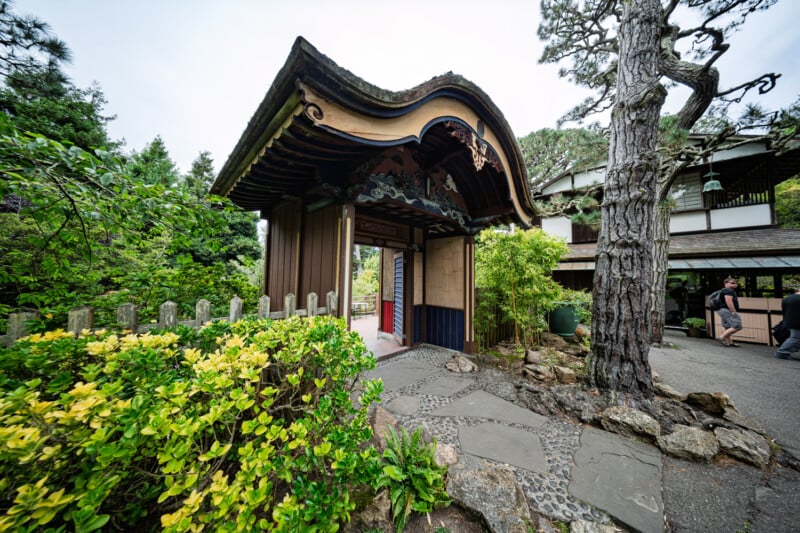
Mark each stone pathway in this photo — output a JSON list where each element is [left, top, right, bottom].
[[367, 346, 665, 532]]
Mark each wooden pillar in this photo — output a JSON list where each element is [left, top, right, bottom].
[[463, 236, 476, 354], [260, 215, 270, 295], [338, 204, 355, 328], [403, 250, 413, 347]]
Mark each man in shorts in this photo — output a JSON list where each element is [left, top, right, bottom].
[[716, 277, 742, 347]]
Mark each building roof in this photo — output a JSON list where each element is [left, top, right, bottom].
[[562, 227, 800, 264], [211, 36, 534, 232]]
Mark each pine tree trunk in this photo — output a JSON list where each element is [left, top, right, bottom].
[[650, 200, 671, 345], [589, 0, 666, 401]]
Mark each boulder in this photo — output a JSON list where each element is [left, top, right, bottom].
[[722, 407, 768, 436], [600, 405, 660, 441], [447, 455, 532, 533], [554, 365, 577, 384], [434, 442, 459, 467], [524, 364, 555, 382], [525, 349, 545, 364], [343, 489, 392, 532], [447, 354, 479, 373], [714, 427, 772, 468], [685, 392, 734, 416], [656, 424, 719, 462], [654, 382, 686, 401], [540, 332, 572, 350], [369, 407, 398, 453]]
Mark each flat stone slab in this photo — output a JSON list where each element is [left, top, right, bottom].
[[460, 422, 548, 473], [416, 375, 475, 397], [429, 390, 547, 428], [385, 395, 419, 415], [570, 427, 664, 533], [366, 358, 438, 392]]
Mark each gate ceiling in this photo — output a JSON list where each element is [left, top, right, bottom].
[[211, 37, 535, 235]]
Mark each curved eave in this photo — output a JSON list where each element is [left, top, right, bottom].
[[212, 36, 534, 226]]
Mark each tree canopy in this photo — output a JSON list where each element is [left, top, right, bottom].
[[0, 1, 262, 330]]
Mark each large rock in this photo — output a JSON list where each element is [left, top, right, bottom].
[[447, 455, 532, 533], [714, 427, 772, 468], [525, 349, 545, 364], [657, 424, 719, 462], [434, 442, 459, 467], [600, 405, 660, 441], [516, 383, 607, 423], [540, 332, 572, 350], [343, 489, 392, 532], [446, 354, 479, 373], [524, 364, 555, 382], [685, 392, 734, 416], [722, 407, 768, 436], [554, 366, 577, 384], [654, 382, 686, 401], [369, 406, 398, 453]]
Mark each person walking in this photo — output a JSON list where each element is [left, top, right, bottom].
[[774, 288, 800, 360], [716, 277, 742, 347]]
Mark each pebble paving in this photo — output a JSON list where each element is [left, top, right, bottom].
[[370, 345, 610, 524]]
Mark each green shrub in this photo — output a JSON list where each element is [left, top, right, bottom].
[[376, 426, 450, 533], [0, 315, 383, 531], [475, 228, 569, 347], [682, 317, 706, 329]]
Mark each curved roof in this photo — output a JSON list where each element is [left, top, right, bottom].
[[212, 36, 534, 232]]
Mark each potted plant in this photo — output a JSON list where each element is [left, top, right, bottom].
[[682, 317, 707, 338], [548, 289, 592, 338]]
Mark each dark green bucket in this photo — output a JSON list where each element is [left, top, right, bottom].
[[548, 304, 580, 337]]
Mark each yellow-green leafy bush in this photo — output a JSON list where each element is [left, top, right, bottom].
[[0, 316, 383, 532]]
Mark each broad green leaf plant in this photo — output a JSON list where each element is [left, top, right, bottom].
[[376, 426, 450, 533]]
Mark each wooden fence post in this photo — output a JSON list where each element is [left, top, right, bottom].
[[7, 310, 40, 342], [117, 303, 138, 332], [196, 299, 211, 326], [284, 293, 296, 318], [229, 295, 242, 322], [258, 295, 270, 318], [307, 292, 318, 317], [326, 291, 338, 316], [159, 301, 178, 329], [68, 306, 94, 335]]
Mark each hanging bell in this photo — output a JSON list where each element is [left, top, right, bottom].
[[702, 170, 722, 192]]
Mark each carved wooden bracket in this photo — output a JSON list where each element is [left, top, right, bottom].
[[445, 121, 502, 173]]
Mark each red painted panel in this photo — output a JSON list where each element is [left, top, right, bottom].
[[381, 301, 394, 333]]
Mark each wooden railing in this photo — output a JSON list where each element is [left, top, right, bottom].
[[706, 296, 783, 346], [351, 293, 378, 317], [1, 291, 338, 347]]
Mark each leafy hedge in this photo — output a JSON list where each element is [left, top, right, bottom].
[[0, 315, 383, 531]]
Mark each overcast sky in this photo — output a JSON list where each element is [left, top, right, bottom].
[[21, 0, 800, 175]]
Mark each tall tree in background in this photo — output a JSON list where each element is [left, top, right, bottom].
[[539, 0, 783, 399], [0, 0, 111, 150], [178, 150, 262, 267], [520, 126, 609, 192], [520, 126, 608, 225], [127, 136, 180, 186], [0, 1, 263, 327], [0, 0, 69, 79], [184, 150, 216, 199]]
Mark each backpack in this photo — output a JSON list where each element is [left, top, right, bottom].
[[707, 289, 724, 310], [772, 320, 790, 345]]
